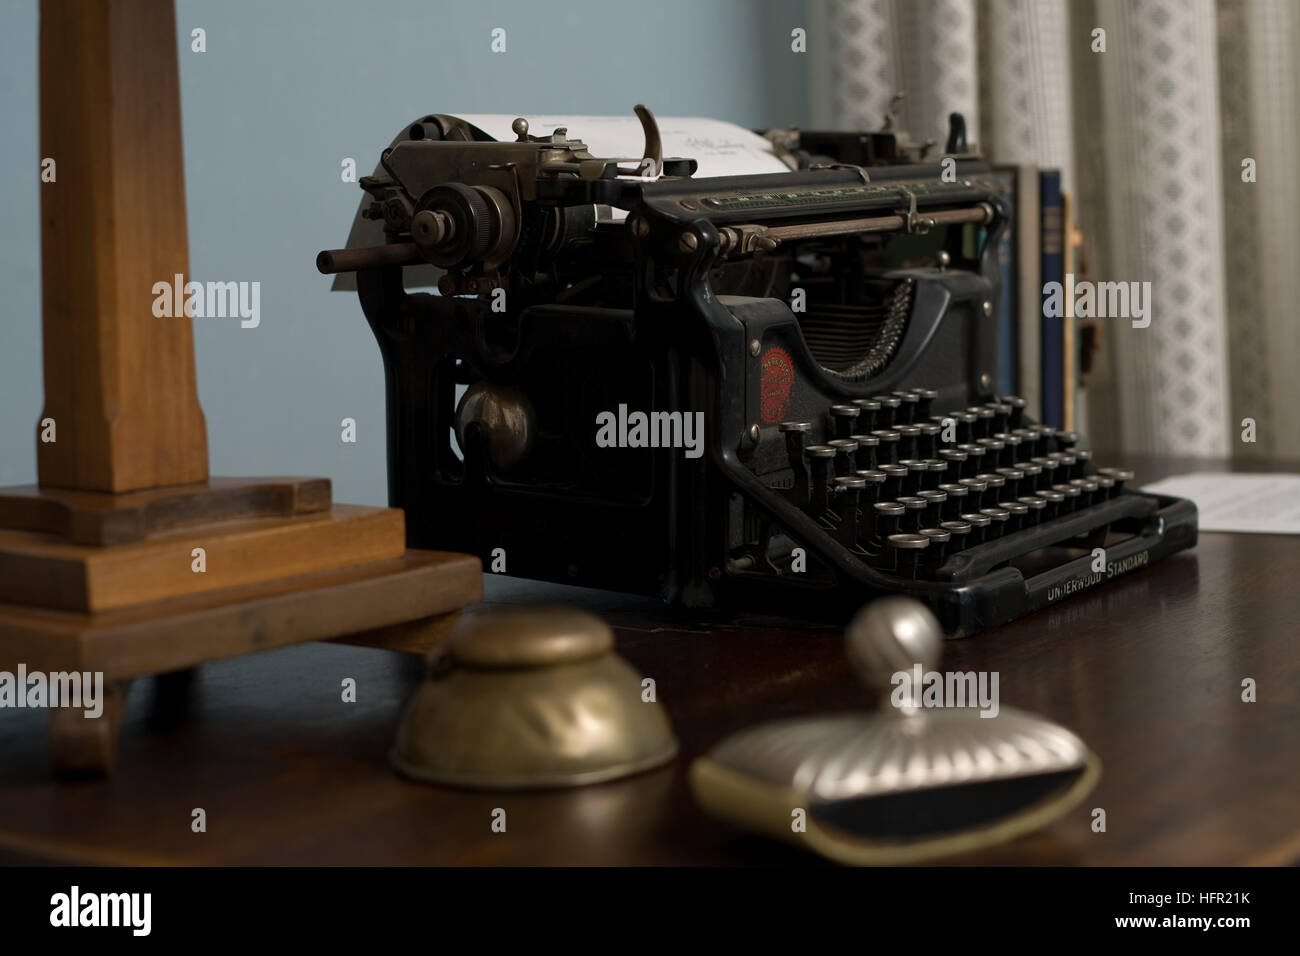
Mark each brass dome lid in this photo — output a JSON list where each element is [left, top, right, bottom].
[[393, 604, 677, 789], [447, 604, 612, 667]]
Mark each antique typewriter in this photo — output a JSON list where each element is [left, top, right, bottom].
[[319, 106, 1196, 636]]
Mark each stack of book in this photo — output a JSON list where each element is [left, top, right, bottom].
[[988, 166, 1082, 433]]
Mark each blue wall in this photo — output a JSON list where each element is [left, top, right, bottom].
[[0, 0, 809, 503]]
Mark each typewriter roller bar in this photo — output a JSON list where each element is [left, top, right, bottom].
[[321, 106, 1197, 637]]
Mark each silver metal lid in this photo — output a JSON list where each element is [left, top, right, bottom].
[[706, 598, 1089, 804], [709, 707, 1089, 804]]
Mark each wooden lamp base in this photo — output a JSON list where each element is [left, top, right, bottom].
[[1, 1, 484, 777], [0, 479, 482, 776]]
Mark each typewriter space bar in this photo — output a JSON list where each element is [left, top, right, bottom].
[[934, 494, 1160, 583]]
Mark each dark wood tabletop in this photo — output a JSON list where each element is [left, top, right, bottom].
[[2, 456, 1297, 866]]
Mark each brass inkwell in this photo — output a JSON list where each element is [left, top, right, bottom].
[[393, 604, 677, 788]]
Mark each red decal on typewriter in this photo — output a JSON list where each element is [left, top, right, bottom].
[[759, 346, 795, 423]]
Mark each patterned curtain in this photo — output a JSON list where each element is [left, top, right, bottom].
[[810, 0, 1299, 460]]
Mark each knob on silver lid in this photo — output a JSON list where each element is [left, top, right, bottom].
[[845, 597, 938, 694]]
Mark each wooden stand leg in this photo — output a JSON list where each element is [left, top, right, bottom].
[[49, 679, 131, 777], [330, 610, 463, 655]]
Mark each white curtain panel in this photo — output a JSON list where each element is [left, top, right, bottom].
[[979, 0, 1074, 193], [1217, 0, 1300, 459], [811, 0, 1300, 459], [1088, 0, 1231, 457], [811, 0, 982, 147]]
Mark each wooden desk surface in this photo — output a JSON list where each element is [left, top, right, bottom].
[[2, 457, 1298, 866]]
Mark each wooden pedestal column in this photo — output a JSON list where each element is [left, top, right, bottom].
[[0, 0, 481, 776]]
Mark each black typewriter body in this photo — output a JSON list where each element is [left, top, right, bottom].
[[322, 108, 1197, 636]]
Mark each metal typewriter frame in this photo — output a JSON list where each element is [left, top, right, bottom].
[[333, 111, 1198, 637]]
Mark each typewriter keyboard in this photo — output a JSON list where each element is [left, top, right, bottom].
[[773, 390, 1138, 582]]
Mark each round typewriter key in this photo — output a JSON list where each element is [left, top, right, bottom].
[[854, 469, 888, 510], [1011, 428, 1038, 460], [1019, 460, 1043, 493], [805, 444, 837, 517], [960, 511, 991, 546], [892, 391, 920, 425], [879, 463, 908, 501], [1054, 430, 1079, 451], [779, 421, 814, 505], [1018, 428, 1044, 458], [919, 422, 942, 458], [1095, 474, 1116, 500], [966, 406, 995, 439], [1071, 448, 1092, 480], [1098, 467, 1134, 497], [994, 431, 1022, 467], [894, 424, 920, 460], [1070, 477, 1100, 508], [996, 467, 1024, 502], [986, 403, 1012, 435], [1005, 395, 1027, 428], [1002, 499, 1029, 533], [1035, 488, 1065, 520], [923, 458, 948, 490], [940, 519, 972, 551], [873, 394, 902, 429], [832, 476, 866, 548], [919, 527, 951, 566], [938, 447, 969, 480], [886, 533, 929, 579], [976, 472, 1006, 505], [957, 442, 986, 470], [958, 476, 989, 511], [1032, 456, 1060, 486], [1018, 494, 1047, 526], [979, 506, 1011, 539], [851, 398, 881, 433], [872, 500, 906, 548], [849, 433, 880, 470], [898, 458, 928, 496], [911, 387, 938, 421], [937, 482, 968, 520], [977, 437, 1007, 470], [1049, 452, 1077, 479], [1053, 482, 1081, 514], [829, 438, 859, 477], [950, 410, 978, 444], [829, 404, 861, 440], [871, 429, 900, 464], [896, 495, 928, 532], [918, 489, 948, 528]]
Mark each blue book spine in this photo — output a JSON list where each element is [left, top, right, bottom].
[[1039, 170, 1064, 429]]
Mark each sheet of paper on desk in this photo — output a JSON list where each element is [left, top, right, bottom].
[[460, 114, 793, 179], [1140, 473, 1300, 534]]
